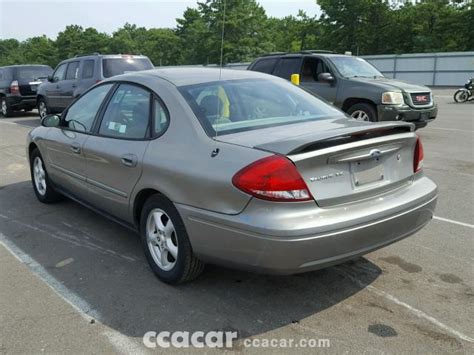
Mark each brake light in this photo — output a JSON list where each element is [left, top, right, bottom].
[[414, 136, 424, 173], [10, 80, 20, 95], [232, 155, 312, 202]]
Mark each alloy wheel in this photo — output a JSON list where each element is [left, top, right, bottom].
[[1, 99, 7, 116], [33, 157, 47, 196], [146, 208, 178, 271], [39, 101, 47, 118], [351, 110, 370, 121]]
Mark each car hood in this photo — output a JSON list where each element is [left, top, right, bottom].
[[216, 117, 414, 155], [351, 77, 431, 93]]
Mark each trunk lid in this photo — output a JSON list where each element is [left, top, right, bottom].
[[218, 118, 417, 206]]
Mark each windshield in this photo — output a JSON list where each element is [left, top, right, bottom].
[[16, 66, 52, 80], [102, 57, 153, 78], [330, 57, 383, 78], [179, 78, 344, 136]]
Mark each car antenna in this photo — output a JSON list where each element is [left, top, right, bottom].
[[212, 0, 226, 158]]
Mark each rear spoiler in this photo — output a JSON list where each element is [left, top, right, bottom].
[[255, 122, 414, 155]]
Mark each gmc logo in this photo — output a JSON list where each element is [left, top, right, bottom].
[[415, 95, 428, 102]]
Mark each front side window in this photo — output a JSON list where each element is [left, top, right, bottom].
[[330, 56, 383, 78], [65, 61, 79, 80], [82, 60, 95, 79], [64, 84, 113, 132], [53, 64, 67, 81], [99, 84, 151, 139], [179, 78, 344, 136]]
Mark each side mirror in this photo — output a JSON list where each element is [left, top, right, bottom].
[[318, 72, 335, 83], [41, 114, 61, 128], [47, 75, 54, 82]]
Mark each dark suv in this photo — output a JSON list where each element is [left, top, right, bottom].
[[36, 54, 154, 118], [248, 51, 437, 128], [0, 65, 53, 117]]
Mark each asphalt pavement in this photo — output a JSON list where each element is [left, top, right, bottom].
[[0, 89, 472, 354]]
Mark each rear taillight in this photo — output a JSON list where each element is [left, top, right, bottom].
[[232, 155, 312, 202], [10, 80, 20, 95], [414, 136, 424, 173]]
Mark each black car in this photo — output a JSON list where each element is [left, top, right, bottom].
[[0, 65, 53, 117], [36, 53, 154, 118], [248, 51, 437, 128]]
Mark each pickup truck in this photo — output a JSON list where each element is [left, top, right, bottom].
[[248, 51, 437, 128]]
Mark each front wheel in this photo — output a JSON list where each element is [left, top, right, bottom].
[[37, 98, 50, 119], [30, 148, 62, 203], [347, 103, 377, 122], [140, 194, 204, 284], [454, 89, 469, 103]]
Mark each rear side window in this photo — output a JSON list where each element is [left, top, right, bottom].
[[66, 61, 79, 80], [99, 84, 151, 139], [252, 58, 278, 74], [82, 60, 95, 79], [102, 57, 153, 78], [153, 98, 169, 135], [273, 58, 302, 80]]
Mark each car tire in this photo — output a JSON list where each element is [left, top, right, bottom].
[[37, 97, 50, 119], [0, 97, 13, 118], [140, 194, 204, 284], [30, 148, 62, 203], [347, 103, 377, 122], [453, 89, 469, 103]]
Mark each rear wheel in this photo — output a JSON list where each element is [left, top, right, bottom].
[[347, 103, 377, 122], [454, 89, 469, 103], [30, 148, 62, 203], [0, 97, 13, 118], [37, 98, 50, 119], [140, 194, 204, 284]]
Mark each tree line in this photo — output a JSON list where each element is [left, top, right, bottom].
[[0, 0, 472, 68]]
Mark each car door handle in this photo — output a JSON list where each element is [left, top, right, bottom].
[[72, 84, 76, 88], [70, 144, 81, 154], [121, 154, 138, 167]]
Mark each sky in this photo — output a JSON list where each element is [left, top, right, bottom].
[[0, 0, 321, 41]]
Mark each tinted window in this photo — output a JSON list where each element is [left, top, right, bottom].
[[82, 60, 95, 79], [64, 84, 113, 132], [16, 66, 52, 80], [153, 98, 169, 135], [273, 58, 301, 80], [0, 70, 3, 80], [102, 57, 153, 78], [99, 84, 150, 139], [252, 58, 278, 74], [179, 78, 343, 136], [65, 61, 79, 80], [53, 64, 67, 81]]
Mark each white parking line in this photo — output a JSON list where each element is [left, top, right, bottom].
[[340, 269, 474, 343], [434, 216, 474, 229], [0, 233, 147, 355]]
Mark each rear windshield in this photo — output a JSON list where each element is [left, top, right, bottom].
[[179, 78, 344, 136], [102, 57, 153, 78], [16, 66, 52, 80]]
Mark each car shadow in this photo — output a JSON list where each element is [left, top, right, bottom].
[[0, 180, 382, 339]]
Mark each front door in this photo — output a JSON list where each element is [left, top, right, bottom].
[[46, 63, 67, 109], [60, 61, 80, 109], [45, 83, 114, 198], [83, 83, 153, 221], [300, 57, 339, 104]]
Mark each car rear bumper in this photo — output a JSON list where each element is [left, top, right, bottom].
[[378, 104, 437, 128], [6, 95, 36, 109], [177, 175, 438, 274]]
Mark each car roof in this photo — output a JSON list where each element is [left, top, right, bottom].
[[116, 67, 280, 87], [258, 53, 348, 59], [60, 54, 150, 62]]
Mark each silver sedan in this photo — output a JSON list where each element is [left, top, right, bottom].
[[27, 68, 437, 283]]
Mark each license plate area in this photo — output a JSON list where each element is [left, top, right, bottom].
[[351, 158, 385, 187]]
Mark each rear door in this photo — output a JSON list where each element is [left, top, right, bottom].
[[60, 61, 80, 108], [83, 83, 160, 221], [45, 83, 114, 198], [272, 57, 302, 81]]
